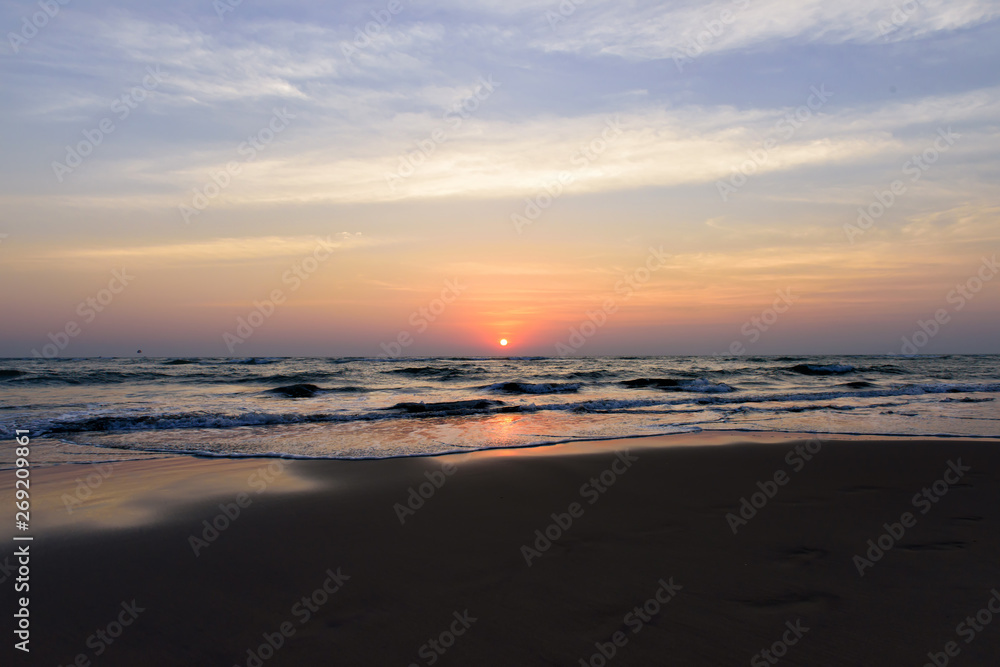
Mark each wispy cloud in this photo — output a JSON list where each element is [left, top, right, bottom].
[[35, 234, 369, 264], [34, 85, 999, 208], [534, 0, 999, 60]]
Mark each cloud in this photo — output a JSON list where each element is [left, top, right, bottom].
[[533, 0, 999, 61], [39, 83, 998, 211], [36, 233, 369, 264]]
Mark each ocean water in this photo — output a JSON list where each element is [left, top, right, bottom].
[[1, 355, 998, 461]]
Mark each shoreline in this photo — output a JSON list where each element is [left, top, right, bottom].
[[5, 434, 1000, 664], [9, 428, 1000, 471]]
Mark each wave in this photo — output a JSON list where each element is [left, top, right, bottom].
[[229, 371, 346, 385], [724, 400, 910, 415], [266, 384, 323, 398], [39, 411, 376, 434], [940, 397, 996, 403], [387, 399, 505, 414], [266, 383, 368, 397], [385, 366, 485, 380], [48, 424, 707, 463], [567, 398, 667, 412], [156, 357, 288, 366], [788, 364, 855, 376], [679, 382, 1000, 407], [0, 369, 26, 378], [621, 378, 735, 393], [4, 369, 354, 386], [484, 381, 582, 394], [11, 371, 175, 385], [562, 370, 614, 380], [862, 364, 909, 375], [14, 381, 1000, 439], [33, 400, 516, 434], [160, 357, 287, 366]]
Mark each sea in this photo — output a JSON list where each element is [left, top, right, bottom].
[[1, 355, 998, 463]]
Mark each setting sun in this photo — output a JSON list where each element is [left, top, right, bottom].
[[499, 339, 508, 346]]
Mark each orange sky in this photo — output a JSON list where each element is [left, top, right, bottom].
[[1, 1, 998, 356]]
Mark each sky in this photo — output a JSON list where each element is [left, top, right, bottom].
[[1, 0, 998, 357]]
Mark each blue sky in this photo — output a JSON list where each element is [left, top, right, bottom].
[[1, 0, 998, 356]]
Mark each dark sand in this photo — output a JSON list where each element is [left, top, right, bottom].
[[5, 434, 1000, 666]]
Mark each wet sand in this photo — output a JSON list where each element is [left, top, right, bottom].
[[5, 433, 1000, 666]]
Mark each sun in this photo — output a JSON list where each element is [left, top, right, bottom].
[[499, 338, 508, 346]]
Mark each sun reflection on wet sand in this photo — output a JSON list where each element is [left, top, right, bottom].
[[4, 457, 320, 534]]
